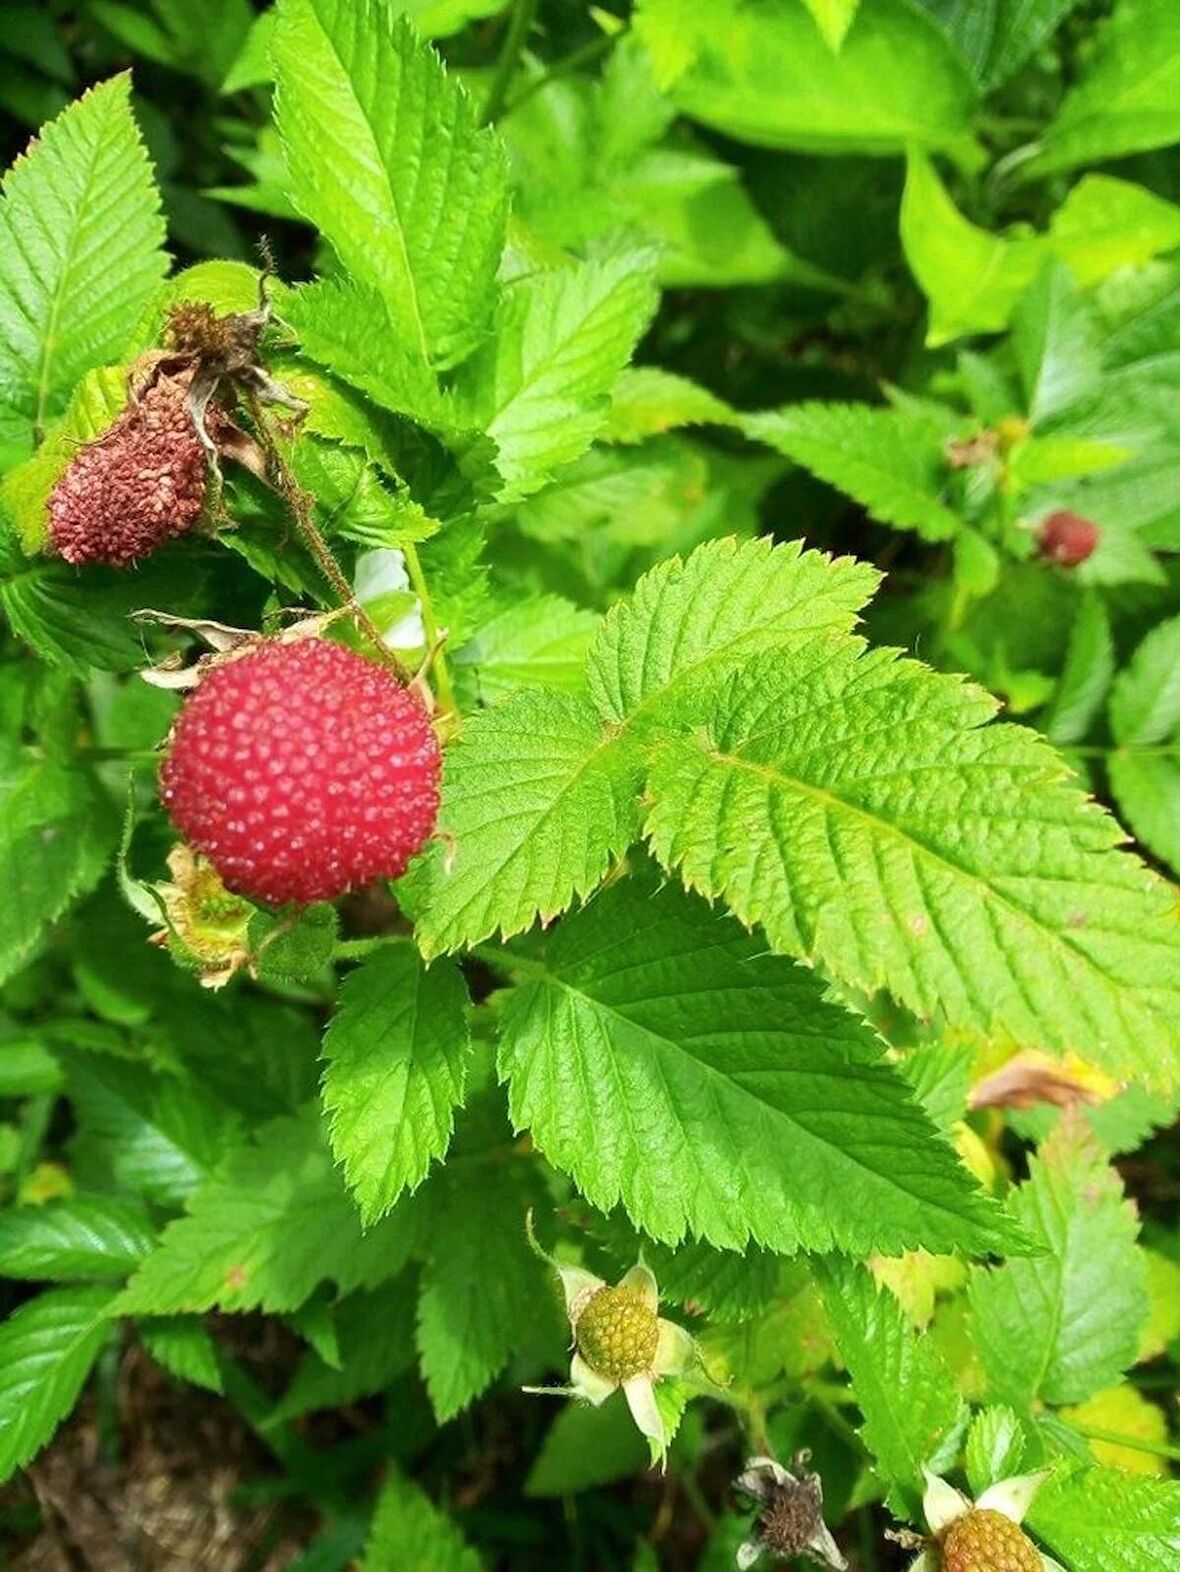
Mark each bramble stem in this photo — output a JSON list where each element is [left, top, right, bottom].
[[482, 0, 540, 124], [402, 539, 457, 718], [246, 393, 411, 682]]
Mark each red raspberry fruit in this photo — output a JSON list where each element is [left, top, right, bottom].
[[942, 1508, 1043, 1572], [48, 370, 213, 567], [160, 639, 440, 906], [1037, 510, 1100, 566]]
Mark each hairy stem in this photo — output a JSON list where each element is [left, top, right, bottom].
[[402, 539, 457, 718]]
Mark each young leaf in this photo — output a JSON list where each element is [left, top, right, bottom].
[[1026, 1466, 1180, 1572], [0, 75, 166, 454], [814, 1257, 966, 1514], [410, 689, 644, 959], [748, 403, 962, 541], [361, 1470, 482, 1572], [0, 754, 115, 985], [604, 367, 738, 444], [322, 947, 471, 1223], [644, 639, 1180, 1086], [0, 1284, 118, 1484], [272, 0, 507, 368], [115, 1107, 427, 1315], [969, 1117, 1148, 1409], [0, 1194, 156, 1281], [964, 1404, 1026, 1497], [455, 249, 659, 500], [415, 1160, 541, 1422], [497, 874, 1016, 1256], [586, 534, 878, 732], [1028, 0, 1180, 176]]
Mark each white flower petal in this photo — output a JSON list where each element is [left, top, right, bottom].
[[1040, 1559, 1067, 1571], [619, 1261, 659, 1311], [735, 1537, 764, 1570], [922, 1469, 970, 1534], [623, 1374, 666, 1456], [653, 1317, 695, 1378], [555, 1264, 604, 1324], [806, 1519, 849, 1571], [569, 1352, 617, 1406], [734, 1457, 788, 1500], [977, 1470, 1050, 1524]]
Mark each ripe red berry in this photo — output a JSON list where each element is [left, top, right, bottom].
[[48, 371, 214, 567], [160, 639, 441, 906], [1037, 510, 1100, 566]]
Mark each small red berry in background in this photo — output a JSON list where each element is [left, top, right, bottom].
[[160, 638, 441, 906], [1037, 510, 1101, 566], [48, 369, 223, 568]]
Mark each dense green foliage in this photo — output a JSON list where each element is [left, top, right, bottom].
[[1, 2, 1178, 1568]]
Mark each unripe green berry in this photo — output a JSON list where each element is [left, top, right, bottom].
[[575, 1285, 659, 1382], [942, 1508, 1042, 1572]]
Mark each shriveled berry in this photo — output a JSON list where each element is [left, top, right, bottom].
[[1037, 510, 1100, 566], [48, 370, 216, 567], [159, 638, 440, 906], [758, 1474, 827, 1559], [942, 1508, 1043, 1572], [576, 1286, 659, 1382]]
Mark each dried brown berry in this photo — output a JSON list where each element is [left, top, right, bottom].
[[1037, 510, 1100, 566], [48, 370, 219, 567], [942, 1508, 1043, 1572]]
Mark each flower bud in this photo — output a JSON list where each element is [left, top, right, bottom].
[[1037, 510, 1100, 566]]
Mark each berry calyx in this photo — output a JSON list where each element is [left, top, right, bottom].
[[159, 638, 441, 906], [942, 1508, 1043, 1572], [575, 1285, 659, 1383], [48, 369, 220, 567], [1037, 510, 1100, 566]]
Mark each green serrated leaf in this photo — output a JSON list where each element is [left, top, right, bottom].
[[803, 0, 861, 51], [114, 1107, 427, 1315], [748, 402, 962, 541], [1044, 593, 1114, 746], [0, 74, 166, 454], [0, 753, 115, 985], [455, 249, 659, 500], [1109, 614, 1180, 747], [0, 1284, 118, 1484], [0, 1194, 156, 1281], [644, 635, 1180, 1086], [272, 0, 507, 369], [322, 947, 470, 1223], [969, 1117, 1147, 1409], [139, 1315, 224, 1393], [815, 1257, 966, 1515], [415, 1160, 541, 1422], [1027, 0, 1180, 176], [410, 689, 644, 958], [604, 367, 737, 444], [586, 535, 878, 732], [964, 1404, 1025, 1497], [361, 1469, 483, 1572], [498, 873, 1016, 1256], [452, 595, 597, 706], [659, 0, 976, 155], [525, 1397, 649, 1497], [1027, 1466, 1180, 1572]]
